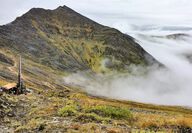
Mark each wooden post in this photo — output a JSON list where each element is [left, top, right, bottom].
[[18, 55, 22, 94]]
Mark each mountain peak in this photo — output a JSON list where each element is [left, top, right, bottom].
[[16, 5, 79, 20], [0, 6, 160, 74], [54, 5, 84, 17], [12, 5, 100, 28], [58, 5, 72, 10]]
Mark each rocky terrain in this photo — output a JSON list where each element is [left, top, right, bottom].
[[0, 5, 191, 133]]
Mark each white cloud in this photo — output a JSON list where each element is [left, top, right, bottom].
[[63, 36, 192, 107]]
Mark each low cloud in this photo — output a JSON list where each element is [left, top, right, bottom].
[[63, 35, 192, 107]]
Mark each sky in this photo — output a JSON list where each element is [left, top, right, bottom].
[[1, 0, 192, 106], [1, 0, 192, 31]]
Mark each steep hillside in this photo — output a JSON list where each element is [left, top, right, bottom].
[[0, 5, 157, 75], [0, 6, 161, 90], [0, 6, 192, 133]]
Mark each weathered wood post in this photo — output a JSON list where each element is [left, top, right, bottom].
[[17, 55, 22, 94]]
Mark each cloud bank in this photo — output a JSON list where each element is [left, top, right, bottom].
[[64, 35, 192, 107]]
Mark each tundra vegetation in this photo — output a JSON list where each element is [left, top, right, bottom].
[[0, 84, 192, 132], [0, 6, 191, 133]]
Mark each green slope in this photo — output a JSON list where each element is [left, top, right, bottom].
[[0, 5, 159, 88]]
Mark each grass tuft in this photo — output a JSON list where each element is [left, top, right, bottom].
[[74, 112, 111, 123], [85, 105, 134, 123], [59, 104, 79, 117]]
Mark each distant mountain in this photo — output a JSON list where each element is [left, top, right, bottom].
[[0, 6, 160, 88], [166, 33, 191, 40], [138, 33, 191, 42]]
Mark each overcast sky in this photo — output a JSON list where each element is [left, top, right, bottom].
[[1, 0, 192, 34]]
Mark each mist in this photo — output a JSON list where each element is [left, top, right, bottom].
[[61, 0, 192, 107], [63, 31, 192, 107]]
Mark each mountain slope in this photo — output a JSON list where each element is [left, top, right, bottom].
[[0, 6, 192, 133], [0, 6, 158, 76]]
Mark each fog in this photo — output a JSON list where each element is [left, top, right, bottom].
[[63, 0, 192, 106], [64, 35, 192, 107]]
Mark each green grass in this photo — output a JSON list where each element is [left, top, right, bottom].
[[85, 105, 134, 123], [74, 112, 111, 123], [59, 104, 79, 117], [58, 103, 133, 124]]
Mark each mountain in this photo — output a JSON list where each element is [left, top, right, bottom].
[[0, 6, 160, 88], [166, 33, 191, 40], [0, 6, 191, 133], [146, 33, 191, 40], [0, 6, 161, 85]]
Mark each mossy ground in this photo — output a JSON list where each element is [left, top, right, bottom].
[[0, 83, 191, 133]]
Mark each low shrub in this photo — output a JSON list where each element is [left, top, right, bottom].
[[74, 113, 111, 123], [85, 105, 133, 123], [59, 104, 79, 117], [39, 124, 46, 131]]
